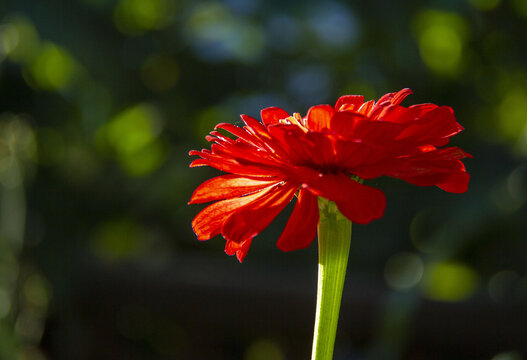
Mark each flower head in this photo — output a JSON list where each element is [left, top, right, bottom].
[[189, 89, 471, 262]]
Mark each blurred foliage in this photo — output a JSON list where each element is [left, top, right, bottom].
[[0, 0, 526, 359]]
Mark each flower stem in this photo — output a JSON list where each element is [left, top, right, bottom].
[[311, 198, 352, 360]]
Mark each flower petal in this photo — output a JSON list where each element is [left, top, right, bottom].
[[335, 189, 386, 225], [221, 183, 298, 261], [386, 103, 439, 124], [328, 111, 369, 136], [330, 112, 407, 148], [189, 158, 209, 167], [294, 168, 386, 224], [394, 106, 463, 146], [189, 175, 280, 204], [436, 161, 470, 193], [306, 105, 335, 132], [189, 149, 281, 177], [191, 185, 277, 241], [335, 95, 364, 111], [240, 114, 270, 138], [276, 189, 319, 252], [210, 143, 279, 168], [261, 107, 290, 126], [239, 114, 290, 158], [205, 131, 234, 146], [268, 125, 338, 168], [353, 147, 471, 190], [376, 88, 413, 106], [215, 123, 262, 148], [225, 238, 252, 263], [357, 100, 375, 115]]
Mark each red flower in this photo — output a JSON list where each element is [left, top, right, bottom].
[[189, 89, 471, 262]]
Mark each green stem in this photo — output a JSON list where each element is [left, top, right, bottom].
[[311, 198, 352, 360]]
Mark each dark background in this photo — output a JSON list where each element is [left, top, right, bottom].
[[0, 0, 526, 359]]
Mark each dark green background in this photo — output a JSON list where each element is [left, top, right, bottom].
[[0, 0, 526, 359]]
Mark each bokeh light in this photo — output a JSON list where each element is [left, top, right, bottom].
[[0, 23, 19, 60], [114, 0, 174, 35], [97, 103, 166, 176], [306, 2, 360, 50], [184, 2, 265, 63], [4, 16, 39, 63], [420, 261, 479, 302], [29, 43, 78, 91], [287, 65, 331, 105], [384, 252, 424, 291], [488, 270, 520, 302], [265, 15, 304, 54], [413, 10, 468, 75], [497, 87, 527, 142]]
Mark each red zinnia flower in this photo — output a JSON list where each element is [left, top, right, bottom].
[[189, 89, 471, 262]]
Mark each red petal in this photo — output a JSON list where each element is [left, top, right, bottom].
[[342, 115, 407, 146], [335, 95, 364, 111], [191, 185, 277, 241], [215, 123, 262, 148], [189, 175, 280, 204], [239, 114, 289, 157], [391, 88, 413, 105], [189, 150, 281, 177], [205, 134, 229, 146], [394, 106, 463, 145], [221, 183, 298, 260], [306, 105, 335, 132], [387, 103, 439, 124], [225, 238, 252, 263], [268, 125, 337, 167], [276, 189, 319, 252], [335, 139, 379, 169], [266, 124, 309, 163], [353, 147, 471, 187], [330, 111, 405, 143], [357, 100, 375, 115], [261, 107, 290, 126], [210, 143, 279, 168], [189, 159, 209, 167], [335, 188, 386, 225], [370, 89, 413, 120], [293, 168, 386, 224], [210, 131, 234, 143], [240, 114, 269, 137], [329, 111, 370, 136], [376, 88, 413, 106], [437, 161, 470, 193]]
